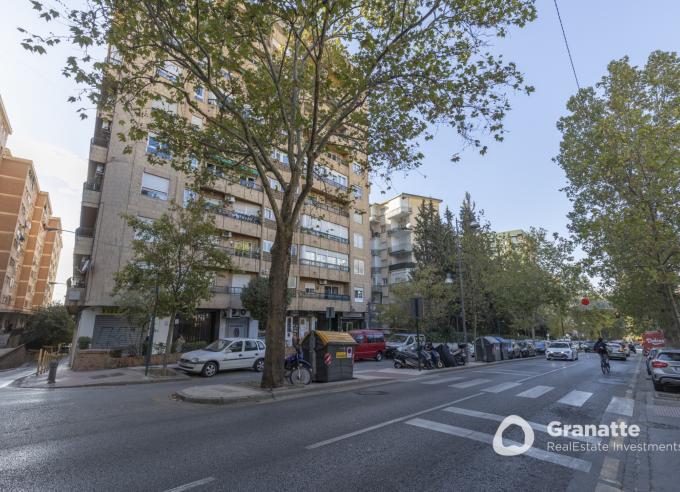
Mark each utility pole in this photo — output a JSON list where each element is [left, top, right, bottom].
[[456, 219, 468, 349]]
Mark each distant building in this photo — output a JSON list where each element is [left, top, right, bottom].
[[368, 193, 442, 328], [0, 95, 11, 155], [494, 229, 527, 247], [0, 97, 62, 346]]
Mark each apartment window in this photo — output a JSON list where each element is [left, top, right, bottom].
[[288, 276, 297, 289], [353, 186, 363, 199], [190, 156, 199, 170], [353, 212, 363, 224], [141, 172, 169, 201], [269, 177, 284, 192], [354, 259, 365, 275], [354, 287, 364, 302], [191, 115, 203, 128], [353, 233, 364, 249], [352, 162, 363, 175], [262, 240, 273, 253], [183, 189, 197, 207], [134, 216, 156, 240], [157, 61, 179, 82], [301, 215, 348, 242], [150, 99, 178, 115], [271, 149, 289, 165], [146, 134, 171, 159], [194, 86, 204, 101], [305, 282, 316, 294]]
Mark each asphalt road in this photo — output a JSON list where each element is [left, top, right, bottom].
[[0, 353, 656, 491]]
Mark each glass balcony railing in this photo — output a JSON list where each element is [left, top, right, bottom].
[[300, 258, 350, 272]]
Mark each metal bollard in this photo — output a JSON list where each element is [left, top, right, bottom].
[[47, 360, 59, 384]]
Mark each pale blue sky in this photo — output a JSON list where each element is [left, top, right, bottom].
[[1, 0, 678, 301]]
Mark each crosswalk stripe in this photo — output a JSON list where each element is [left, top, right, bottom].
[[442, 406, 600, 444], [481, 382, 521, 393], [405, 418, 591, 472], [449, 378, 491, 389], [517, 385, 554, 398], [421, 375, 464, 385], [474, 369, 537, 376], [557, 390, 593, 407], [605, 396, 634, 417]]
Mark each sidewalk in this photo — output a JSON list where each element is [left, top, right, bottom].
[[174, 356, 528, 405], [17, 364, 190, 388]]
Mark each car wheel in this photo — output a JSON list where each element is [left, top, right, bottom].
[[201, 361, 218, 377], [653, 380, 664, 392], [253, 358, 264, 372], [394, 360, 402, 369], [375, 351, 383, 362]]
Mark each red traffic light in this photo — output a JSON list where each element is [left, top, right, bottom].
[[581, 297, 590, 306]]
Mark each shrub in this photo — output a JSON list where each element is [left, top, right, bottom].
[[182, 341, 207, 352], [109, 348, 123, 358], [78, 336, 91, 349]]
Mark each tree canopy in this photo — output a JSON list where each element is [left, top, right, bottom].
[[21, 304, 75, 349]]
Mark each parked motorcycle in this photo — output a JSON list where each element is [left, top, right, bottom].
[[393, 347, 434, 369], [450, 344, 467, 366]]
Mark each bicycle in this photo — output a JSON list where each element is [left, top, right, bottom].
[[600, 353, 611, 375], [284, 351, 312, 385]]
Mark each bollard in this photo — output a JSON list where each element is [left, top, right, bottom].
[[47, 360, 59, 384]]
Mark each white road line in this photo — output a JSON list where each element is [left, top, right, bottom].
[[449, 378, 491, 389], [442, 406, 600, 444], [517, 385, 554, 399], [305, 393, 483, 449], [405, 418, 591, 473], [474, 369, 537, 376], [605, 397, 634, 417], [163, 477, 216, 492], [516, 365, 570, 383], [481, 382, 521, 394], [421, 375, 465, 385], [557, 390, 593, 407]]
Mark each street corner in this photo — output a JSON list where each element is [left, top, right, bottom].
[[174, 384, 265, 404]]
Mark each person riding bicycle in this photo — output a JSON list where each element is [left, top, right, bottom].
[[593, 337, 608, 361]]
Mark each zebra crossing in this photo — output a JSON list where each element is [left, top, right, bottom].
[[418, 374, 635, 416]]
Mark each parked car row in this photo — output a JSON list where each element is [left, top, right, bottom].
[[646, 347, 680, 392]]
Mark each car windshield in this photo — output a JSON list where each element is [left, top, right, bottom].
[[658, 352, 680, 362], [551, 342, 569, 348], [388, 334, 410, 343], [204, 339, 233, 352]]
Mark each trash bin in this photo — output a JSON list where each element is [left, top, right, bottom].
[[474, 336, 501, 362], [495, 337, 512, 360], [302, 331, 357, 382]]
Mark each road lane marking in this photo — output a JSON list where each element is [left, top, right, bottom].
[[405, 418, 591, 472], [305, 393, 483, 449], [481, 382, 521, 393], [517, 385, 554, 399], [474, 369, 537, 376], [557, 390, 593, 407], [597, 379, 627, 386], [421, 375, 464, 385], [449, 378, 490, 389], [605, 397, 634, 417], [164, 477, 216, 492], [442, 406, 601, 444], [515, 365, 570, 383]]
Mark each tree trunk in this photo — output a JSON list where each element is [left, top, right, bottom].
[[261, 227, 293, 389], [664, 284, 680, 343], [163, 311, 176, 375]]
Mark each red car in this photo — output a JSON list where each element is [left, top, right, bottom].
[[349, 330, 387, 361]]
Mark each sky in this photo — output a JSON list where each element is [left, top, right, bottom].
[[1, 0, 679, 303]]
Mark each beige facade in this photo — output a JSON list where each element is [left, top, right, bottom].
[[68, 77, 371, 350], [368, 193, 442, 327], [0, 95, 11, 156], [0, 123, 62, 345]]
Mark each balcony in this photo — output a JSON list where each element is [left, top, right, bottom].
[[388, 262, 415, 272], [74, 228, 94, 255], [300, 227, 349, 245], [385, 205, 411, 220], [82, 180, 101, 207], [205, 285, 244, 310], [306, 198, 349, 218], [292, 291, 351, 312], [297, 291, 350, 302], [388, 243, 413, 255], [89, 137, 108, 163], [299, 258, 349, 272], [387, 226, 411, 236], [238, 178, 263, 192]]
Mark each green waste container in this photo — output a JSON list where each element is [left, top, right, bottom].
[[302, 331, 357, 382]]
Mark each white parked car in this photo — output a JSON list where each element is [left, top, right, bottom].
[[178, 338, 266, 377], [545, 341, 578, 361]]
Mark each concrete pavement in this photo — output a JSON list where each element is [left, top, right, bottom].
[[2, 352, 676, 491]]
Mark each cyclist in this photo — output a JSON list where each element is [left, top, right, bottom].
[[594, 337, 609, 368]]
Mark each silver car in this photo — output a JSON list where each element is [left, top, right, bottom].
[[650, 349, 680, 392]]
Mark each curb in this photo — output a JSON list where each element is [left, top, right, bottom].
[[173, 354, 547, 405], [14, 373, 190, 389]]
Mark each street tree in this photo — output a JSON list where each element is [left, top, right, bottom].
[[113, 200, 232, 370], [21, 304, 75, 349], [24, 0, 536, 387], [240, 276, 292, 333], [555, 51, 680, 342]]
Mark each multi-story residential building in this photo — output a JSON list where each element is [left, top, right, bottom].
[[66, 70, 371, 350], [494, 229, 527, 248], [368, 193, 442, 327], [0, 95, 11, 155], [0, 99, 62, 346]]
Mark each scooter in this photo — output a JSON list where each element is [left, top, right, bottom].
[[394, 347, 434, 369], [450, 345, 467, 366]]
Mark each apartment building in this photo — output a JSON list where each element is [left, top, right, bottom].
[[0, 98, 62, 346], [0, 95, 11, 155], [368, 193, 442, 327], [66, 73, 371, 351]]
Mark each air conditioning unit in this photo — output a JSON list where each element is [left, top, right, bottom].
[[226, 196, 236, 204], [222, 231, 232, 239], [240, 309, 247, 316], [231, 309, 239, 317]]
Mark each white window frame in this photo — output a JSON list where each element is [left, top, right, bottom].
[[194, 85, 204, 101], [353, 212, 363, 224], [353, 233, 364, 249], [354, 287, 364, 302], [354, 259, 365, 275], [141, 172, 169, 201]]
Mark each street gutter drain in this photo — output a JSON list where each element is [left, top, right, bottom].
[[355, 390, 388, 396]]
